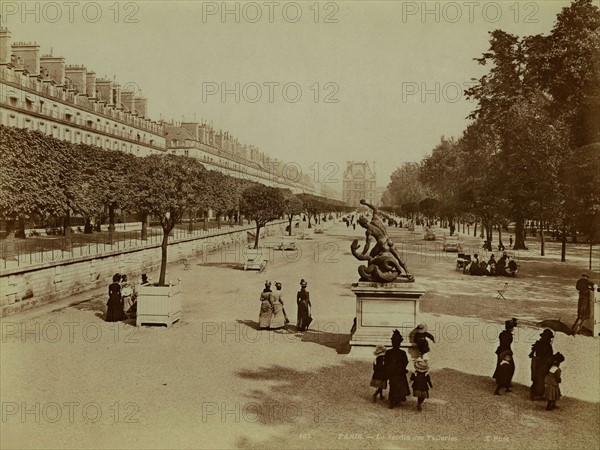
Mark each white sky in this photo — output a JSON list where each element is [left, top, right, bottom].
[[2, 0, 573, 191]]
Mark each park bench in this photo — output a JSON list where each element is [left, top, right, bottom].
[[275, 237, 297, 251], [243, 248, 268, 272]]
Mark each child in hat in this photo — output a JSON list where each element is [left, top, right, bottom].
[[413, 323, 435, 346], [370, 345, 387, 402], [493, 351, 514, 395], [410, 357, 433, 411], [544, 353, 565, 411]]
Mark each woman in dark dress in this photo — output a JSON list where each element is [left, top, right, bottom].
[[529, 329, 554, 400], [296, 279, 312, 331], [493, 319, 517, 380], [106, 273, 124, 322], [384, 329, 410, 409]]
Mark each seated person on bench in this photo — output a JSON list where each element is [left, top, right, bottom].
[[506, 257, 518, 276], [469, 254, 482, 276]]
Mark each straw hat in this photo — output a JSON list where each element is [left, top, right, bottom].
[[373, 345, 387, 356]]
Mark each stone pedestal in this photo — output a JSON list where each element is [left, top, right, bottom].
[[349, 282, 425, 350]]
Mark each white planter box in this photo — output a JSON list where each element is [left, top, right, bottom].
[[136, 285, 182, 327]]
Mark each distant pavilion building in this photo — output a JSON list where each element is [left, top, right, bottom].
[[343, 161, 377, 207]]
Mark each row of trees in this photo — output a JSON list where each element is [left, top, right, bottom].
[[384, 0, 600, 264], [0, 125, 346, 284]]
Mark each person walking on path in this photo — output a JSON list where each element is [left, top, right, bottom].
[[269, 282, 288, 330], [411, 358, 433, 411], [106, 273, 124, 322], [384, 330, 410, 409], [370, 345, 387, 402], [572, 274, 595, 334], [296, 279, 312, 331], [493, 318, 517, 380], [529, 329, 554, 400], [258, 281, 274, 330], [545, 352, 565, 411]]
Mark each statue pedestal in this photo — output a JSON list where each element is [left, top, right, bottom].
[[349, 282, 425, 351]]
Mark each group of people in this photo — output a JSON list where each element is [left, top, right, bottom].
[[465, 252, 518, 277], [106, 273, 151, 322], [369, 320, 567, 413], [370, 325, 435, 410], [258, 279, 312, 332], [492, 318, 565, 411]]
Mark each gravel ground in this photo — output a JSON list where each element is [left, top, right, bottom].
[[1, 222, 598, 449]]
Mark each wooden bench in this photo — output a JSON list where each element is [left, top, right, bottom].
[[275, 238, 297, 251], [243, 249, 267, 271]]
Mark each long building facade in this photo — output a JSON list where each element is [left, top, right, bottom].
[[0, 27, 341, 201]]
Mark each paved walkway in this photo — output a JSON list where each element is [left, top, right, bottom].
[[1, 221, 598, 449]]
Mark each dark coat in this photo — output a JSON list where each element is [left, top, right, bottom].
[[410, 372, 433, 391], [495, 361, 514, 388], [529, 338, 553, 397], [384, 347, 410, 404], [372, 355, 386, 381]]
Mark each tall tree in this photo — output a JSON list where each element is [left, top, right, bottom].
[[241, 185, 285, 249], [282, 191, 304, 236], [136, 154, 206, 286]]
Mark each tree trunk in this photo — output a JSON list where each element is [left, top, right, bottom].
[[498, 224, 502, 246], [108, 205, 115, 245], [159, 228, 170, 286], [188, 211, 194, 233], [141, 212, 149, 240], [590, 242, 593, 270], [84, 216, 93, 234], [513, 216, 527, 250], [288, 216, 293, 236], [94, 214, 102, 232], [474, 218, 477, 237], [307, 214, 312, 229], [63, 209, 72, 251], [203, 210, 208, 231], [4, 220, 16, 261], [217, 214, 221, 230], [540, 220, 545, 256], [237, 208, 242, 225], [15, 218, 26, 239], [561, 226, 567, 262], [254, 224, 261, 249]]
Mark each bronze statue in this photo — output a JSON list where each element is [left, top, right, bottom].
[[351, 199, 414, 283]]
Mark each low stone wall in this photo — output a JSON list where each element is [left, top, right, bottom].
[[0, 221, 286, 317]]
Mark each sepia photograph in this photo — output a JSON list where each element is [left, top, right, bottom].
[[0, 1, 599, 449]]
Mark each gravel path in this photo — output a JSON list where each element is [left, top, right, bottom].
[[1, 222, 598, 449]]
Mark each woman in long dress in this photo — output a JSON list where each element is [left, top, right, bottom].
[[121, 274, 134, 319], [106, 273, 124, 322], [385, 329, 410, 409], [296, 279, 312, 331], [493, 319, 517, 380], [270, 282, 287, 329], [258, 281, 274, 329], [529, 329, 554, 400]]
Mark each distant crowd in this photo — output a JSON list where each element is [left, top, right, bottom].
[[464, 252, 519, 277]]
